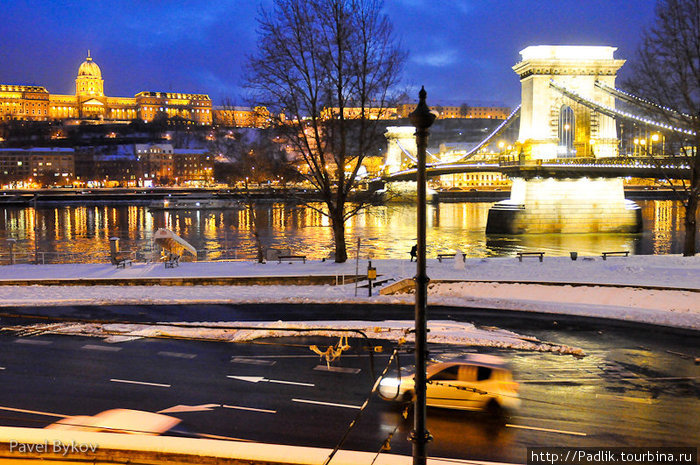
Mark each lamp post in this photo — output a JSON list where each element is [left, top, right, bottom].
[[408, 87, 436, 465], [651, 133, 660, 156], [33, 195, 39, 265]]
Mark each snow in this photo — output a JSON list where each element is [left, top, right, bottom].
[[5, 320, 585, 356], [0, 254, 697, 332]]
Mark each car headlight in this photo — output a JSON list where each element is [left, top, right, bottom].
[[379, 377, 402, 388]]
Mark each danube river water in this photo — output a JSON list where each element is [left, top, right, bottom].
[[0, 200, 693, 264]]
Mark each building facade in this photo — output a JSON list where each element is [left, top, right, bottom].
[[321, 106, 398, 120], [0, 147, 75, 186], [0, 53, 212, 125], [397, 104, 510, 120], [212, 106, 272, 128]]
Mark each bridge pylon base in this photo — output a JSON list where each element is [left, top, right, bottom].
[[485, 177, 642, 234]]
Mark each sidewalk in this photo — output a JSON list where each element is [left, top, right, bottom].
[[0, 255, 698, 330]]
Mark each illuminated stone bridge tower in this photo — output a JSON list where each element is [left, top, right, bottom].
[[486, 45, 642, 234], [384, 126, 417, 173], [516, 45, 623, 160]]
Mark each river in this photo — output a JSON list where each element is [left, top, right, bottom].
[[0, 200, 693, 264]]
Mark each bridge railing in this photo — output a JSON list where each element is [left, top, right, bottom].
[[497, 155, 691, 168]]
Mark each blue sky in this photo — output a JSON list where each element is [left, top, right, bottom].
[[0, 0, 657, 107]]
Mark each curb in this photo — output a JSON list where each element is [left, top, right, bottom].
[[0, 275, 363, 287], [0, 426, 483, 465], [380, 278, 700, 295]]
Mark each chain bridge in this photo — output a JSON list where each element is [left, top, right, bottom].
[[377, 45, 695, 234]]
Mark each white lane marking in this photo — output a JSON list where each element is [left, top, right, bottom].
[[15, 339, 52, 345], [506, 423, 586, 436], [159, 404, 220, 413], [520, 375, 700, 383], [222, 404, 277, 414], [242, 354, 373, 359], [292, 398, 362, 410], [158, 351, 197, 359], [82, 344, 122, 352], [0, 405, 68, 418], [227, 375, 314, 387], [231, 357, 276, 366], [595, 393, 657, 404], [313, 365, 361, 374], [110, 378, 171, 388], [197, 432, 253, 442]]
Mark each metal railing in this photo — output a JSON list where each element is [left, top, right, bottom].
[[0, 246, 246, 265]]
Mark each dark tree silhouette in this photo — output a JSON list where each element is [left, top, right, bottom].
[[245, 0, 405, 262], [625, 0, 699, 255]]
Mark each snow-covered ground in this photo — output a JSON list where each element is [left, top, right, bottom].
[[0, 254, 698, 331], [4, 319, 585, 356]]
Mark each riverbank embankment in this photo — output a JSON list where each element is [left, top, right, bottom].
[[0, 254, 697, 330]]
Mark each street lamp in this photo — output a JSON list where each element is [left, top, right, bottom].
[[650, 133, 660, 156], [408, 87, 436, 465]]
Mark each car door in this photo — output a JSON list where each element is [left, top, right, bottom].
[[426, 365, 461, 409], [433, 364, 485, 410]]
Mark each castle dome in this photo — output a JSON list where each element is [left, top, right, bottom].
[[77, 52, 101, 78]]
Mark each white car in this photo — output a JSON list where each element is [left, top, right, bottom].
[[46, 409, 183, 435], [378, 354, 520, 414]]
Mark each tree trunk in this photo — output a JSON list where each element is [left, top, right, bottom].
[[684, 138, 700, 257], [331, 209, 348, 263], [683, 179, 698, 256], [254, 230, 265, 263]]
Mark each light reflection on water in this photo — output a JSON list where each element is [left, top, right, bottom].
[[0, 200, 693, 263]]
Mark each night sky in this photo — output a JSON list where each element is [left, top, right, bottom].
[[0, 0, 657, 108]]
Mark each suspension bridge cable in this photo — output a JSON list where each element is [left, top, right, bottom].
[[445, 105, 521, 164], [594, 81, 692, 121], [549, 81, 695, 136]]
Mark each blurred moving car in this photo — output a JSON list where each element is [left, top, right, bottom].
[[45, 409, 184, 435], [378, 354, 520, 414]]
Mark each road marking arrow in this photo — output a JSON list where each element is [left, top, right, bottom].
[[158, 404, 221, 414], [227, 375, 314, 387]]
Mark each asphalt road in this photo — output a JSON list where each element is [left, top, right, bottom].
[[1, 307, 699, 463]]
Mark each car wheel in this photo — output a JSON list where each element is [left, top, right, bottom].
[[485, 399, 505, 418]]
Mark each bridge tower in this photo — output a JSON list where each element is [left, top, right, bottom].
[[515, 45, 624, 159], [486, 45, 642, 234], [384, 126, 417, 173]]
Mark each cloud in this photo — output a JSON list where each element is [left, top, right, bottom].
[[411, 49, 459, 67]]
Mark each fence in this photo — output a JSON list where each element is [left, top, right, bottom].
[[0, 246, 243, 265]]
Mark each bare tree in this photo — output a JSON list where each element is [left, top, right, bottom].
[[625, 0, 699, 256], [245, 0, 405, 262]]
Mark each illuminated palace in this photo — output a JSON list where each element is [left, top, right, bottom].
[[0, 52, 212, 125]]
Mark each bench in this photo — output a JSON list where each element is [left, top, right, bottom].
[[110, 255, 132, 269], [516, 251, 544, 262], [437, 253, 466, 263], [602, 251, 629, 260], [278, 255, 306, 263]]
